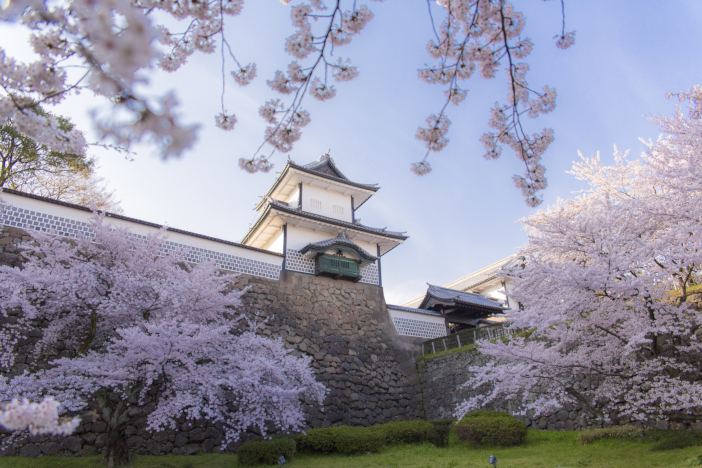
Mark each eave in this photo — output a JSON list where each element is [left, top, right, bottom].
[[242, 202, 407, 256], [254, 163, 379, 212]]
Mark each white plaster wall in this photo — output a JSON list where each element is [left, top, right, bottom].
[[0, 192, 283, 275], [286, 225, 339, 251], [286, 188, 300, 206], [301, 183, 353, 223], [266, 231, 284, 253]]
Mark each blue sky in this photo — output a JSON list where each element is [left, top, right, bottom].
[[4, 1, 702, 304]]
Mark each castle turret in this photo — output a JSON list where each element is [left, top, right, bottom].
[[242, 152, 407, 286]]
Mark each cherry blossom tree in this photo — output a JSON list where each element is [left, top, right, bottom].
[[455, 87, 702, 424], [0, 396, 80, 436], [0, 0, 573, 206], [0, 212, 326, 466]]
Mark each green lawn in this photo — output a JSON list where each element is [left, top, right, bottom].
[[3, 430, 702, 468]]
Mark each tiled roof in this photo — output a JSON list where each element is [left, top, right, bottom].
[[302, 152, 348, 179], [425, 284, 506, 310], [296, 152, 379, 191], [387, 304, 444, 317], [267, 198, 409, 240], [253, 154, 379, 212], [299, 231, 377, 262], [1, 188, 284, 257]]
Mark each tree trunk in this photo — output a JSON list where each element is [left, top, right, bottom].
[[105, 425, 130, 468]]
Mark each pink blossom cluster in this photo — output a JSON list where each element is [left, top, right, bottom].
[[456, 90, 702, 423], [0, 212, 324, 457], [415, 113, 451, 153], [0, 0, 254, 158], [411, 0, 570, 205], [0, 397, 80, 436], [242, 0, 378, 167]]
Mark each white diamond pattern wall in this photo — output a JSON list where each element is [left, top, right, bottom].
[[359, 262, 379, 285], [392, 316, 446, 339], [285, 248, 315, 274], [1, 204, 281, 280]]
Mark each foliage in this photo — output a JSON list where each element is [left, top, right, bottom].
[[0, 111, 121, 211], [454, 411, 527, 447], [296, 426, 384, 455], [296, 426, 348, 453], [429, 419, 454, 447], [377, 420, 435, 445], [578, 426, 702, 452], [456, 88, 702, 424], [334, 427, 385, 454], [0, 213, 325, 466], [237, 438, 297, 466], [418, 343, 478, 362], [0, 0, 575, 205], [649, 431, 702, 452], [0, 111, 90, 189], [577, 425, 640, 445], [296, 420, 440, 456]]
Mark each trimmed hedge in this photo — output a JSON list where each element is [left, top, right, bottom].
[[650, 430, 702, 451], [296, 426, 384, 455], [237, 438, 296, 466], [454, 411, 526, 447], [577, 425, 640, 445], [378, 420, 435, 445], [429, 419, 454, 448], [336, 427, 385, 454], [296, 420, 441, 455]]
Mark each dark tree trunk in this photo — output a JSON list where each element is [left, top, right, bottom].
[[105, 425, 130, 468]]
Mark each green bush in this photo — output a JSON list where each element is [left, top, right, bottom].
[[577, 425, 640, 445], [237, 438, 296, 466], [296, 427, 346, 453], [377, 420, 435, 445], [454, 411, 526, 447], [650, 430, 702, 451], [296, 426, 385, 455], [335, 427, 385, 454], [429, 419, 454, 448]]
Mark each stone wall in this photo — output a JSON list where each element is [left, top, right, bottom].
[[417, 344, 702, 431], [1, 225, 426, 457], [417, 346, 603, 431]]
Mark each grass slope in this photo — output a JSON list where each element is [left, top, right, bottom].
[[3, 431, 702, 468]]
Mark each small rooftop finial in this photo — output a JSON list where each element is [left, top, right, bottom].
[[320, 149, 331, 160]]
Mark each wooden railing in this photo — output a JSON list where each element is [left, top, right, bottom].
[[316, 254, 360, 279], [422, 324, 514, 355]]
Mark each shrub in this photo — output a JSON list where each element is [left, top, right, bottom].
[[237, 438, 296, 466], [454, 411, 526, 447], [429, 419, 454, 447], [296, 426, 385, 455], [377, 420, 435, 445], [650, 430, 702, 451], [296, 427, 346, 453], [335, 427, 385, 454], [577, 425, 640, 445]]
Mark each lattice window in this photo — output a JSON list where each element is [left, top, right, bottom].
[[333, 205, 344, 215], [392, 316, 446, 339], [310, 199, 322, 210]]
